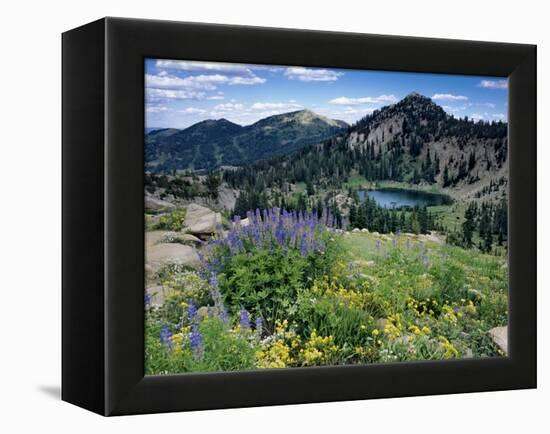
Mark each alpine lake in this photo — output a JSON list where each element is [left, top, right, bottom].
[[357, 187, 453, 209]]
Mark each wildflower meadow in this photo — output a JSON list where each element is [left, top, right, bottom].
[[145, 207, 508, 374]]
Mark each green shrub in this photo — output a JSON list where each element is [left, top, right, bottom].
[[155, 208, 187, 231], [218, 248, 307, 332]]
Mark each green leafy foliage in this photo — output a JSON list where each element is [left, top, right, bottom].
[[145, 227, 508, 375], [155, 208, 187, 231]]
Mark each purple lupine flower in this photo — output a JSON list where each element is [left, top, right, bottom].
[[210, 284, 229, 323], [239, 308, 250, 329], [275, 226, 285, 246], [189, 324, 203, 359], [300, 233, 309, 256], [186, 303, 198, 322], [144, 292, 152, 307], [159, 324, 173, 349], [208, 272, 218, 288]]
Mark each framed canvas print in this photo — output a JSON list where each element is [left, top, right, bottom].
[[62, 17, 536, 415]]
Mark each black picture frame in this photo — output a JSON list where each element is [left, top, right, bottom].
[[62, 17, 536, 416]]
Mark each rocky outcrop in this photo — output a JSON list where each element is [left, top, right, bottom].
[[146, 230, 203, 247], [146, 284, 178, 306], [146, 243, 201, 272], [178, 233, 203, 245], [184, 203, 222, 236], [145, 195, 176, 212], [145, 231, 168, 248], [488, 326, 508, 355]]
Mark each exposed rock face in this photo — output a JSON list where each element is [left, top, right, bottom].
[[179, 233, 203, 245], [197, 306, 210, 319], [184, 203, 222, 236], [146, 284, 178, 306], [145, 195, 176, 212], [145, 231, 169, 248], [146, 243, 201, 272], [146, 230, 203, 247], [488, 326, 508, 355]]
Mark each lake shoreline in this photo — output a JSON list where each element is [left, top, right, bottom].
[[357, 187, 453, 209]]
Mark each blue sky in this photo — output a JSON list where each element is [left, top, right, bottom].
[[145, 58, 508, 129]]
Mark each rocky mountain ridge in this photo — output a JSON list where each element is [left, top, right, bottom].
[[145, 109, 348, 172]]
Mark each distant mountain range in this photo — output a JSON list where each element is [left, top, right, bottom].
[[145, 110, 348, 172], [223, 93, 508, 197]]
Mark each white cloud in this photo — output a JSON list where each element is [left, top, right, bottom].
[[329, 95, 397, 105], [206, 94, 225, 100], [492, 113, 506, 120], [146, 88, 205, 100], [146, 73, 223, 90], [226, 75, 266, 85], [442, 105, 466, 112], [148, 72, 265, 89], [284, 67, 343, 82], [146, 105, 170, 113], [150, 61, 266, 90], [179, 107, 206, 115], [478, 102, 496, 108], [156, 60, 251, 73], [145, 71, 265, 102], [250, 102, 303, 110], [212, 103, 245, 112], [432, 93, 468, 101], [478, 79, 508, 89]]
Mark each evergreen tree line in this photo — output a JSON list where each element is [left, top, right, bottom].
[[145, 172, 221, 200], [447, 198, 508, 252], [232, 189, 346, 227]]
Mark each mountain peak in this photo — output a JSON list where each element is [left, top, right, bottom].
[[393, 92, 445, 116], [278, 109, 348, 128], [146, 109, 348, 172], [402, 92, 432, 103], [198, 118, 238, 126]]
